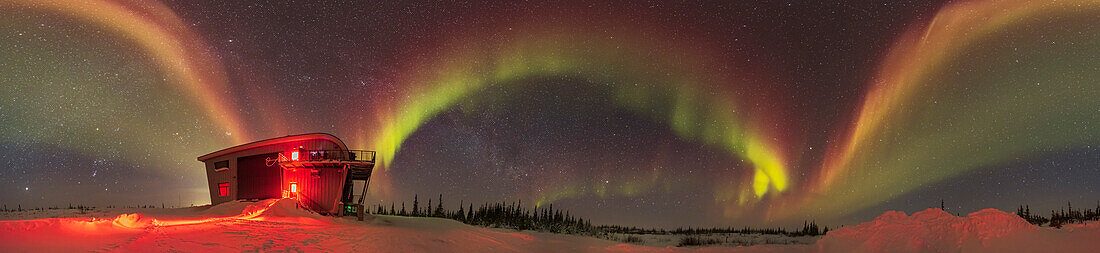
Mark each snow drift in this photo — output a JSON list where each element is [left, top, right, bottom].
[[815, 208, 1100, 252]]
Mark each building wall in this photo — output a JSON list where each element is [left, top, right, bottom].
[[283, 165, 349, 214], [201, 137, 344, 206]]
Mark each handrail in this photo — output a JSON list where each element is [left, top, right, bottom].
[[287, 149, 375, 163]]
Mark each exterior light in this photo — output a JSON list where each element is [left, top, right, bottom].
[[291, 150, 300, 161]]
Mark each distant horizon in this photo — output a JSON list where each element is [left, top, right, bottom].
[[6, 193, 1100, 231]]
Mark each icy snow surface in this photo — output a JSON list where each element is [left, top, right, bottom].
[[1, 200, 1099, 252]]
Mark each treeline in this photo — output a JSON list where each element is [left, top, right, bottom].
[[0, 204, 100, 214], [371, 194, 829, 237], [1016, 202, 1100, 228], [0, 203, 190, 212], [0, 203, 98, 212], [371, 194, 596, 235], [599, 221, 828, 237]]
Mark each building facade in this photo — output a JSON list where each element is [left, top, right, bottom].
[[197, 133, 375, 215]]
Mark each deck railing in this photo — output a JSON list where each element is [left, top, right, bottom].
[[295, 149, 376, 163]]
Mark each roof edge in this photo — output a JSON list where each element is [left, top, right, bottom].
[[197, 133, 350, 162]]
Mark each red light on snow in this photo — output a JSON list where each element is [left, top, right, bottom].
[[290, 182, 298, 193], [291, 150, 300, 161]]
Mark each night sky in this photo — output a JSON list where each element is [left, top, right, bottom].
[[1, 0, 1097, 228]]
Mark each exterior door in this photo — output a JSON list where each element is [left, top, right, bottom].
[[236, 152, 281, 200]]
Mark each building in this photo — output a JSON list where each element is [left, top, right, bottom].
[[197, 133, 375, 215]]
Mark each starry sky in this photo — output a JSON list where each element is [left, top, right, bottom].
[[1, 0, 1097, 228]]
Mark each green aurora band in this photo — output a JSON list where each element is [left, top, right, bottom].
[[358, 9, 792, 217]]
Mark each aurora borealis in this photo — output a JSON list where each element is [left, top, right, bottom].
[[1, 0, 1097, 228]]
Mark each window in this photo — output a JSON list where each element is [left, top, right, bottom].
[[214, 161, 229, 172], [218, 183, 229, 197]]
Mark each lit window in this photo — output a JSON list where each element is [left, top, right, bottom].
[[290, 182, 298, 193], [291, 150, 300, 161], [218, 183, 229, 197]]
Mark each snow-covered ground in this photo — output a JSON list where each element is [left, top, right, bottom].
[[0, 199, 620, 252], [816, 208, 1100, 252], [1, 200, 1099, 252], [604, 232, 819, 248]]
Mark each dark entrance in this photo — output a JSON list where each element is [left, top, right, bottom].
[[237, 152, 281, 199]]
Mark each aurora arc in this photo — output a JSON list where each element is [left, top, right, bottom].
[[358, 0, 1100, 222], [1, 0, 249, 204], [357, 9, 792, 212]]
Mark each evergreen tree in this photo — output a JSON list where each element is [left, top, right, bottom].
[[412, 195, 419, 216], [456, 200, 465, 221], [467, 203, 474, 221], [1051, 210, 1061, 228], [436, 194, 444, 217]]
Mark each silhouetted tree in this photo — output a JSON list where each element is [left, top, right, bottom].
[[435, 194, 445, 217], [412, 195, 419, 216]]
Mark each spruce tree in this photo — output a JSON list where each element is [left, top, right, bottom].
[[457, 200, 465, 222], [467, 203, 474, 221], [412, 195, 419, 216], [436, 194, 444, 217]]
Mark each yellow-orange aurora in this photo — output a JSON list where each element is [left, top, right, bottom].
[[796, 0, 1100, 221], [2, 0, 248, 143]]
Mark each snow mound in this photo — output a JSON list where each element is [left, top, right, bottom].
[[247, 198, 333, 225], [816, 208, 1100, 252], [252, 198, 323, 218], [0, 212, 153, 252]]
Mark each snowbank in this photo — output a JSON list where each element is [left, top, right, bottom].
[[816, 208, 1100, 252]]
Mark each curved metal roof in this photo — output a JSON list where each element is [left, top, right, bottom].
[[197, 133, 350, 161]]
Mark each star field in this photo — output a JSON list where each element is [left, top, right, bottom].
[[0, 0, 1097, 228]]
